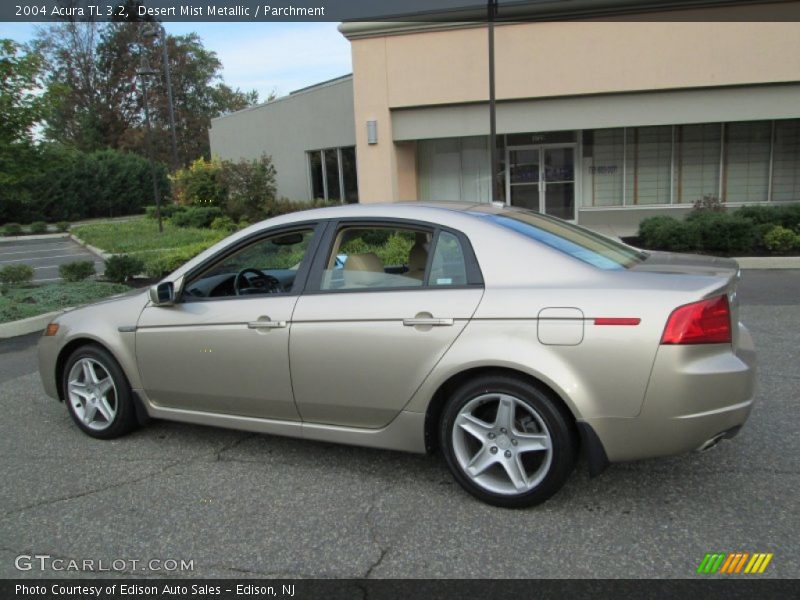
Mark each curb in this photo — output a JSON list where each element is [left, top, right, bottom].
[[0, 310, 64, 339], [733, 256, 800, 269], [70, 234, 113, 260]]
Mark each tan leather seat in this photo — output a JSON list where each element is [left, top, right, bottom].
[[407, 243, 428, 280], [344, 252, 384, 273]]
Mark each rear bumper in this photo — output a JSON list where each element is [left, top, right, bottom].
[[582, 323, 756, 463]]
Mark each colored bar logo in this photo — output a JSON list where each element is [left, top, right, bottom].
[[697, 552, 773, 574]]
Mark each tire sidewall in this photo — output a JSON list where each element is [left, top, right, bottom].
[[440, 375, 577, 508], [62, 344, 136, 439]]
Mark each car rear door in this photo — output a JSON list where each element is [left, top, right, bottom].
[[289, 219, 484, 428]]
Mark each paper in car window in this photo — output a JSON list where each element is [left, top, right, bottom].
[[437, 278, 453, 285]]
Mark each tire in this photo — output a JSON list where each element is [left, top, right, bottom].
[[440, 374, 577, 508], [62, 344, 138, 439]]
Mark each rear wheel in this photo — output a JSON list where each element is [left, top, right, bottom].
[[62, 344, 137, 439], [440, 375, 577, 508]]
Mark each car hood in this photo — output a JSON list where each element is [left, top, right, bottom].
[[60, 286, 148, 317], [631, 251, 740, 279]]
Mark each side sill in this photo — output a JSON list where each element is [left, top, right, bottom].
[[576, 421, 610, 478], [138, 394, 426, 454]]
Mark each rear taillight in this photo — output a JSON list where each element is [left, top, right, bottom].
[[660, 295, 731, 345]]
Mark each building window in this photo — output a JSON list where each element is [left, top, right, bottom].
[[772, 119, 800, 202], [307, 146, 358, 203], [625, 126, 672, 205], [674, 123, 721, 204], [723, 121, 772, 203], [341, 146, 359, 203], [581, 129, 624, 207], [417, 136, 491, 203]]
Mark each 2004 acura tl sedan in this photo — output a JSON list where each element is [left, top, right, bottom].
[[38, 203, 756, 507]]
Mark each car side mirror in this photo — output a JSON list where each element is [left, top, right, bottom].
[[149, 281, 176, 306]]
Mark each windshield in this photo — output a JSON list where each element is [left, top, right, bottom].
[[475, 209, 646, 270]]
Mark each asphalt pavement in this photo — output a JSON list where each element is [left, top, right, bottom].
[[0, 270, 797, 579], [0, 236, 105, 282]]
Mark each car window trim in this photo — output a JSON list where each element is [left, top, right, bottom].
[[178, 221, 328, 303], [302, 217, 484, 295]]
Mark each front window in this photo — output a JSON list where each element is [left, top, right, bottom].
[[183, 229, 315, 299], [477, 209, 645, 270]]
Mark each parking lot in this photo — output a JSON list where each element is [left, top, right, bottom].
[[0, 237, 104, 282], [0, 270, 797, 579]]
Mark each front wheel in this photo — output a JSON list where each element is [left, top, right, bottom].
[[62, 344, 138, 439], [440, 375, 577, 508]]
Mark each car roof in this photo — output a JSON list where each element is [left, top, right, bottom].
[[257, 201, 506, 229]]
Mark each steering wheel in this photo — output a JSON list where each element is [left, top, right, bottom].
[[234, 268, 282, 295]]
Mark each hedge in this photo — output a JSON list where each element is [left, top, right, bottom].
[[1, 147, 169, 224], [638, 205, 800, 255]]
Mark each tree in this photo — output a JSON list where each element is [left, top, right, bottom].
[[0, 39, 43, 145], [34, 22, 259, 167], [0, 39, 44, 223]]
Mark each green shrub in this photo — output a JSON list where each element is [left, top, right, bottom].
[[638, 216, 700, 252], [0, 264, 34, 285], [145, 204, 186, 220], [210, 216, 237, 232], [171, 206, 223, 229], [104, 255, 144, 283], [734, 205, 783, 226], [59, 261, 95, 282], [29, 221, 47, 234], [762, 225, 798, 254], [695, 213, 756, 254], [141, 242, 211, 278], [170, 157, 227, 207], [3, 223, 23, 236], [56, 221, 70, 232], [222, 155, 278, 221]]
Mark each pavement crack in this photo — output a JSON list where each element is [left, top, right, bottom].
[[0, 459, 186, 520], [215, 433, 258, 462], [362, 491, 390, 580]]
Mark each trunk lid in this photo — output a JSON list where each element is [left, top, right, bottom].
[[632, 251, 742, 349]]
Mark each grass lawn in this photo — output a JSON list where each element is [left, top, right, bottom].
[[71, 217, 225, 254], [71, 217, 229, 277], [0, 282, 130, 324]]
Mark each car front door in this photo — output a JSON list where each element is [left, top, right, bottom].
[[289, 220, 484, 428], [136, 224, 323, 420]]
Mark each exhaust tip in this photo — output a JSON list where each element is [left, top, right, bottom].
[[696, 426, 743, 452]]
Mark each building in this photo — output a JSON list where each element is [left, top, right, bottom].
[[210, 1, 800, 236], [210, 74, 358, 203]]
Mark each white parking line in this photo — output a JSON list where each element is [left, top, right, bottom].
[[0, 253, 89, 264], [0, 246, 74, 256]]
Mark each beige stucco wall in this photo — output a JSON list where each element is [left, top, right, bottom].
[[349, 16, 800, 203]]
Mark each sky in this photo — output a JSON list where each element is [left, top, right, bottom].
[[0, 22, 353, 102]]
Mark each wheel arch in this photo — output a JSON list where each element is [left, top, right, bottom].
[[423, 365, 578, 454]]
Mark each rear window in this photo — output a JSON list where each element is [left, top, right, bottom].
[[475, 209, 646, 270]]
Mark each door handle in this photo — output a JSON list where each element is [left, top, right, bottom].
[[247, 319, 287, 329], [403, 318, 454, 327]]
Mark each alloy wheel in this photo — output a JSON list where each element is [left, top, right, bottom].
[[66, 358, 118, 432], [451, 393, 553, 495]]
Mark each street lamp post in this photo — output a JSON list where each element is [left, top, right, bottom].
[[143, 24, 179, 171], [488, 0, 500, 204], [137, 56, 163, 233]]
